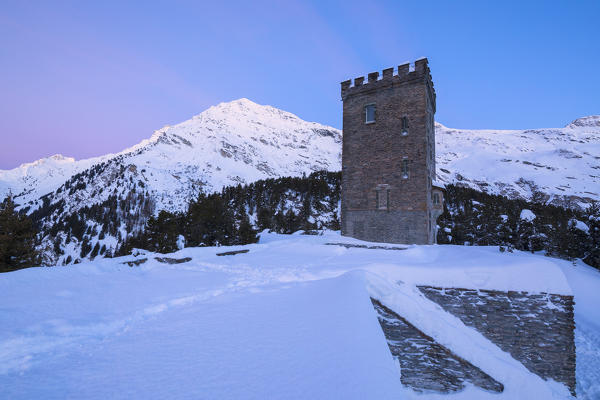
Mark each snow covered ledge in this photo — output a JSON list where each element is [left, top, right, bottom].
[[0, 231, 581, 399], [314, 232, 576, 396]]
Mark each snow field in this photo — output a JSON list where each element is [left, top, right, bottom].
[[1, 231, 598, 399]]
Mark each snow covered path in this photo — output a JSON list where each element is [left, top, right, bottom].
[[1, 232, 598, 399], [557, 259, 600, 399], [575, 323, 600, 399]]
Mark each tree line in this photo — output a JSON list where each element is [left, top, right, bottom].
[[437, 184, 599, 269], [117, 171, 341, 254], [1, 171, 598, 272]]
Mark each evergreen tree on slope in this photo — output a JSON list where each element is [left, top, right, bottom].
[[0, 195, 40, 272]]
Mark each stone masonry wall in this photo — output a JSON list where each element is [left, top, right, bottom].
[[418, 286, 576, 396], [340, 59, 438, 244], [371, 298, 504, 393], [343, 210, 429, 244]]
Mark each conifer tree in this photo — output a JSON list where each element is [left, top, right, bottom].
[[146, 210, 181, 253], [80, 237, 92, 258], [185, 194, 235, 246], [237, 212, 258, 245], [90, 242, 100, 259], [583, 202, 600, 268], [0, 195, 40, 272], [256, 207, 272, 231]]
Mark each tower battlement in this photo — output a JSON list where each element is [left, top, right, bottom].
[[341, 58, 435, 112]]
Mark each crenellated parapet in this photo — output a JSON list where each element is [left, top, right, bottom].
[[341, 58, 436, 112]]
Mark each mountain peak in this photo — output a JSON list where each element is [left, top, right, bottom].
[[200, 98, 311, 127], [210, 98, 268, 111], [566, 115, 600, 128], [211, 98, 272, 113], [49, 154, 75, 162], [230, 97, 255, 105], [17, 154, 75, 170]]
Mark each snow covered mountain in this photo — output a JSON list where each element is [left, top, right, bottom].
[[435, 116, 600, 209], [0, 98, 598, 263], [0, 154, 98, 206], [2, 104, 598, 214], [0, 98, 341, 213], [0, 99, 342, 264]]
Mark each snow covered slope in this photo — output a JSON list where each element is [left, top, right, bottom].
[[0, 99, 342, 264], [2, 108, 598, 215], [1, 99, 597, 263], [0, 98, 341, 212], [0, 99, 600, 211], [2, 232, 598, 399], [436, 116, 600, 209], [0, 154, 99, 204]]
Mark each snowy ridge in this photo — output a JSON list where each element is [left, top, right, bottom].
[[0, 98, 341, 212], [0, 154, 99, 203], [567, 115, 600, 128], [1, 100, 598, 264], [2, 108, 598, 213], [3, 99, 341, 264], [435, 118, 600, 208]]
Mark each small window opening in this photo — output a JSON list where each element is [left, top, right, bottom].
[[401, 116, 409, 136], [365, 104, 376, 124], [433, 192, 440, 205], [401, 159, 409, 179], [376, 185, 390, 210]]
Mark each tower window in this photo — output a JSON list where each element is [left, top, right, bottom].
[[365, 104, 376, 124], [401, 116, 409, 136], [433, 192, 440, 205], [402, 159, 409, 179], [376, 184, 390, 210]]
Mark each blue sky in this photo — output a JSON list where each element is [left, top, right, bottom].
[[1, 0, 598, 169]]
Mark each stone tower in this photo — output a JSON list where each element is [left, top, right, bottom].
[[340, 58, 444, 245]]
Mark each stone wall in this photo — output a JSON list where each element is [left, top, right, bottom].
[[418, 286, 576, 396], [371, 298, 503, 393], [342, 210, 430, 244], [340, 59, 438, 244]]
